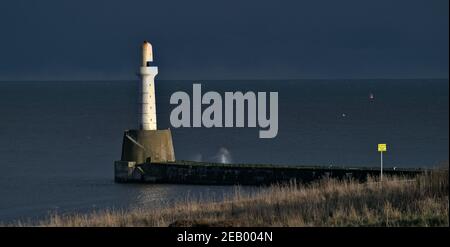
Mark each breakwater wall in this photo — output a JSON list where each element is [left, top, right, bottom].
[[114, 160, 424, 185]]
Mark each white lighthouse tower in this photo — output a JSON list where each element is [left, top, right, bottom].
[[139, 41, 158, 130], [115, 41, 175, 174]]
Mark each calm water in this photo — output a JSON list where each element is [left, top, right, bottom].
[[0, 79, 448, 222]]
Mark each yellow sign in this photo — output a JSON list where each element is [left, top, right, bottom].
[[378, 144, 387, 152]]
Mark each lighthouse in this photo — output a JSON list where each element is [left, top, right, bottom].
[[140, 41, 158, 130], [114, 41, 175, 175]]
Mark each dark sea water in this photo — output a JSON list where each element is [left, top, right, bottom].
[[0, 79, 448, 222]]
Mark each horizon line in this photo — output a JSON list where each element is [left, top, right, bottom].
[[0, 77, 448, 83]]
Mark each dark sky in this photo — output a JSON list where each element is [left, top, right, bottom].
[[0, 0, 448, 80]]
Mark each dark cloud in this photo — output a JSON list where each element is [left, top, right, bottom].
[[0, 0, 448, 80]]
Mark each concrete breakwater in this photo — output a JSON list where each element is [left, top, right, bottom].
[[114, 160, 424, 185]]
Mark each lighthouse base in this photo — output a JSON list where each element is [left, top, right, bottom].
[[119, 129, 175, 164]]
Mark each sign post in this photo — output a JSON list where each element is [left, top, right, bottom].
[[378, 144, 387, 181]]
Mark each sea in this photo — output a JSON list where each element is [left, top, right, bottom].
[[0, 79, 448, 223]]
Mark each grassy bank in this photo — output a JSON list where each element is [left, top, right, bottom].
[[14, 170, 449, 227]]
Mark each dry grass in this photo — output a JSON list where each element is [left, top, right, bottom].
[[10, 170, 449, 227]]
